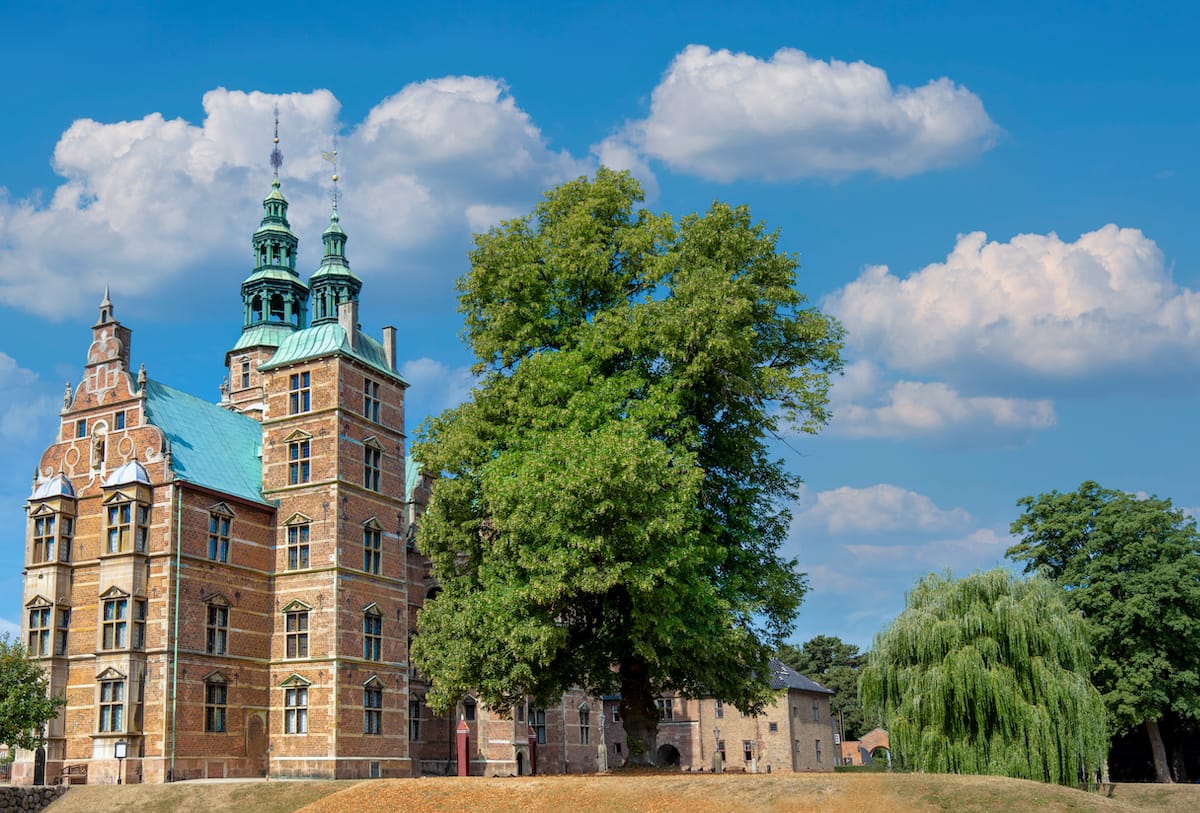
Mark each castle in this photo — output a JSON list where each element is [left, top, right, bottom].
[[17, 150, 836, 784]]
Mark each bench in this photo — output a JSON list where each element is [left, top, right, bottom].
[[58, 764, 88, 785]]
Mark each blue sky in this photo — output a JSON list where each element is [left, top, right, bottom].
[[1, 1, 1198, 651]]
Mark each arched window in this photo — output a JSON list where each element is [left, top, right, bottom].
[[269, 294, 285, 323]]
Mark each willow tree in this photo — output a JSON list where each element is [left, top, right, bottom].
[[860, 570, 1107, 784], [411, 168, 843, 762]]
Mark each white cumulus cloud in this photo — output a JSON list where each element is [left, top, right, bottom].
[[605, 45, 998, 182], [827, 225, 1200, 388], [401, 357, 476, 426], [795, 483, 972, 535], [844, 528, 1012, 571], [0, 353, 57, 441], [0, 81, 588, 320]]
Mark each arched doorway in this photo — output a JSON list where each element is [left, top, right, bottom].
[[515, 751, 525, 776], [656, 744, 681, 768]]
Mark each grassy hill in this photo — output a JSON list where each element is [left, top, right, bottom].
[[43, 773, 1200, 813]]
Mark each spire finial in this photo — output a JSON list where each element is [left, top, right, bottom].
[[321, 136, 340, 215], [98, 285, 114, 323], [270, 105, 283, 181]]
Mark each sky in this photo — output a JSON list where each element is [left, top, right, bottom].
[[1, 1, 1198, 652]]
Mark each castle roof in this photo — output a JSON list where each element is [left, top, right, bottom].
[[259, 322, 408, 385], [768, 658, 834, 694], [143, 379, 267, 505], [30, 474, 75, 500]]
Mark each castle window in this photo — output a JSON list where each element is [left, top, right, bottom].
[[33, 515, 56, 563], [76, 419, 86, 438], [655, 697, 674, 721], [363, 443, 381, 492], [98, 679, 125, 732], [208, 510, 231, 562], [815, 739, 822, 763], [55, 609, 70, 656], [612, 707, 620, 723], [61, 517, 73, 562], [269, 294, 285, 322], [531, 707, 547, 744], [714, 699, 723, 719], [114, 410, 125, 430], [408, 698, 421, 741], [106, 501, 148, 554], [363, 378, 381, 423], [285, 610, 309, 658], [743, 740, 753, 762], [287, 524, 310, 570], [463, 696, 476, 722], [132, 599, 147, 649], [363, 523, 382, 574], [364, 685, 382, 735], [769, 721, 779, 732], [812, 701, 820, 722], [363, 610, 382, 661], [251, 295, 263, 323], [288, 439, 311, 484], [717, 740, 726, 761], [101, 597, 128, 649], [241, 361, 251, 389], [579, 704, 591, 745], [289, 372, 311, 414], [285, 685, 308, 734], [207, 603, 229, 655], [205, 679, 227, 733], [27, 605, 51, 657]]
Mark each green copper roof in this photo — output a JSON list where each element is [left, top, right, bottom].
[[405, 457, 423, 502], [229, 323, 296, 352], [242, 267, 307, 285], [259, 322, 408, 385], [143, 379, 267, 505], [311, 261, 361, 281]]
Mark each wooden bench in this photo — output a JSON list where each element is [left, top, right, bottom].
[[58, 764, 88, 785]]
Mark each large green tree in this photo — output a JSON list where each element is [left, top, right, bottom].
[[859, 570, 1107, 784], [411, 168, 843, 762], [778, 635, 870, 740], [0, 636, 64, 751], [1008, 481, 1200, 783]]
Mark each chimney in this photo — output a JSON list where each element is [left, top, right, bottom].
[[338, 300, 359, 351], [382, 326, 397, 371]]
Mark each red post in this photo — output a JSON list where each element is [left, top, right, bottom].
[[527, 724, 538, 776], [456, 716, 470, 777]]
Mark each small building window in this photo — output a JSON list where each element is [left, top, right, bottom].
[[287, 524, 310, 570], [815, 739, 822, 763], [364, 685, 382, 735], [612, 707, 620, 723], [205, 681, 227, 733], [812, 701, 820, 722], [463, 697, 477, 722], [54, 608, 70, 656], [743, 740, 753, 762], [289, 372, 311, 414], [33, 515, 57, 563], [409, 698, 421, 741], [62, 517, 73, 562], [132, 598, 147, 649], [655, 697, 673, 721], [714, 699, 723, 719], [363, 611, 382, 661], [27, 605, 51, 657], [363, 524, 382, 574], [207, 603, 229, 655], [364, 378, 381, 423], [114, 410, 126, 430], [75, 419, 86, 438], [208, 512, 231, 562], [99, 679, 125, 732], [285, 610, 309, 658], [769, 721, 779, 733], [364, 444, 381, 492], [579, 705, 591, 745], [717, 740, 726, 761], [288, 439, 311, 485], [101, 597, 128, 649], [285, 685, 308, 734], [531, 707, 547, 744], [241, 361, 251, 389]]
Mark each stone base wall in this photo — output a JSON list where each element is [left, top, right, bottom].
[[0, 787, 69, 813]]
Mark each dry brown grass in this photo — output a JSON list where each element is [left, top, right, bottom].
[[41, 773, 1200, 813]]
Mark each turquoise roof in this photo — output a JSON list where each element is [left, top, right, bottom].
[[229, 323, 296, 353], [405, 457, 423, 502], [143, 380, 267, 505], [242, 268, 307, 285], [259, 323, 408, 385]]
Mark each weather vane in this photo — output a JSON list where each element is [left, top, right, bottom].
[[270, 105, 283, 180], [321, 136, 340, 213]]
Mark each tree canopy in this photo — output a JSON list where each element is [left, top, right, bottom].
[[0, 636, 64, 751], [411, 168, 843, 762], [859, 570, 1107, 785], [778, 635, 870, 741], [1009, 481, 1200, 782]]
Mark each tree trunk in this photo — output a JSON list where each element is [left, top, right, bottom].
[[618, 655, 659, 767], [1145, 718, 1173, 783]]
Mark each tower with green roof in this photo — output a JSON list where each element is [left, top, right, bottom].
[[225, 119, 309, 419]]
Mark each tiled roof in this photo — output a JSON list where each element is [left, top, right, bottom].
[[143, 379, 267, 505], [258, 322, 408, 385], [768, 658, 834, 694]]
